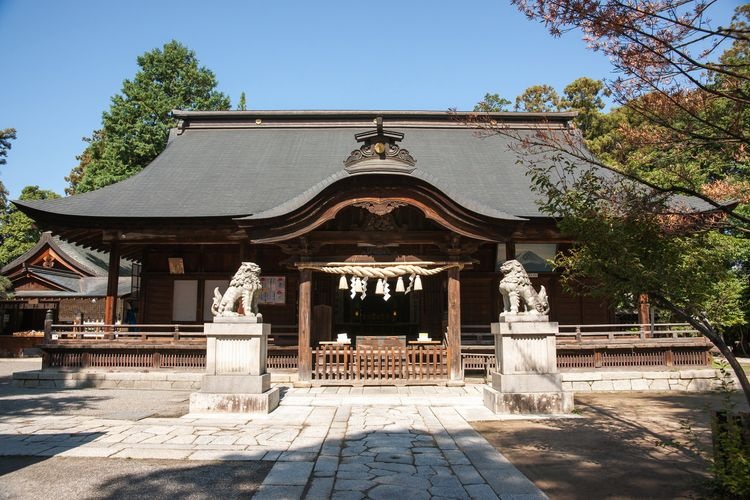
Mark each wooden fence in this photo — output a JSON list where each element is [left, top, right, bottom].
[[312, 344, 448, 382], [38, 322, 712, 374], [462, 323, 712, 375]]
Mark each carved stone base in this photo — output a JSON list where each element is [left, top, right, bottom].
[[189, 387, 280, 414], [213, 315, 262, 324], [201, 373, 270, 394], [491, 372, 563, 393], [483, 385, 573, 414]]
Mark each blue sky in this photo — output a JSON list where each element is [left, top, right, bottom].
[[0, 0, 741, 199]]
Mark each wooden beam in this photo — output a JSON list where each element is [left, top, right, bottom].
[[447, 266, 463, 384], [297, 268, 312, 385], [103, 229, 246, 243], [104, 241, 120, 338]]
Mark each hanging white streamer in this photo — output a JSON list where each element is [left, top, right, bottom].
[[383, 281, 391, 301]]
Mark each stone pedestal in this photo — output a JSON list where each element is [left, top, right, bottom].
[[189, 318, 279, 414], [484, 315, 573, 414]]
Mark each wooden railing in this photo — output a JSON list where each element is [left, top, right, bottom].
[[557, 323, 700, 342], [38, 321, 712, 373], [312, 344, 448, 382], [47, 323, 206, 342], [462, 322, 711, 374]]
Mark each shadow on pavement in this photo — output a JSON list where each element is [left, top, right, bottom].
[[95, 461, 273, 499], [0, 432, 105, 477], [0, 367, 190, 419], [473, 392, 750, 499], [0, 457, 272, 500]]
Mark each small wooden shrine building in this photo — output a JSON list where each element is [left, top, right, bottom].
[[15, 110, 618, 382], [0, 232, 133, 334]]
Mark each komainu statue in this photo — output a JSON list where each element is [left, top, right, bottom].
[[498, 259, 550, 316], [212, 262, 263, 319]]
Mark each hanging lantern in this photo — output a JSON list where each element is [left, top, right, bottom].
[[395, 276, 405, 293], [414, 275, 423, 291], [338, 275, 348, 290], [375, 279, 384, 295]]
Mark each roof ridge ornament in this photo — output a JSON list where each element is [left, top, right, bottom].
[[343, 116, 416, 174]]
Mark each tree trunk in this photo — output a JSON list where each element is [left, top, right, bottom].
[[651, 293, 750, 407]]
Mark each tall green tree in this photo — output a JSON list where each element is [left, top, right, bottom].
[[0, 186, 60, 267], [514, 84, 560, 112], [0, 128, 16, 167], [237, 91, 247, 111], [560, 77, 610, 140], [0, 128, 16, 212], [473, 93, 512, 112], [475, 78, 610, 139], [67, 40, 231, 194]]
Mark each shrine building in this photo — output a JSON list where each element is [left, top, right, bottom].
[[15, 110, 631, 383]]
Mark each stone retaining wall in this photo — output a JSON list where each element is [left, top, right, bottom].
[[13, 369, 298, 390], [13, 367, 736, 392], [561, 368, 730, 392]]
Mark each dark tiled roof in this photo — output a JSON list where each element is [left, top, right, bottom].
[[12, 275, 131, 297], [15, 111, 585, 221], [0, 232, 132, 276]]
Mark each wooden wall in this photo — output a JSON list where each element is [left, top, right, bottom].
[[139, 241, 614, 330]]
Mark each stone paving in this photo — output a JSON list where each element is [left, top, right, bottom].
[[0, 383, 548, 499]]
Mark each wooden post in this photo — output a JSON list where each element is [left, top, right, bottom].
[[638, 293, 651, 337], [104, 241, 121, 338], [43, 309, 53, 343], [447, 266, 463, 385], [297, 268, 312, 385]]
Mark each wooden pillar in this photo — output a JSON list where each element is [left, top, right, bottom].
[[104, 241, 121, 337], [638, 293, 651, 337], [447, 266, 463, 384], [297, 268, 312, 384]]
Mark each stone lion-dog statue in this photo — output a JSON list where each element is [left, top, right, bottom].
[[212, 262, 263, 320], [498, 259, 550, 316]]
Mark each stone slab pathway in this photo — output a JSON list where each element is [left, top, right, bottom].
[[0, 385, 547, 499]]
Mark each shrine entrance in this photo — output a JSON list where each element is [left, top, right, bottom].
[[334, 281, 418, 339], [240, 174, 513, 386]]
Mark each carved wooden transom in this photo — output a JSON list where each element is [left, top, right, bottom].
[[352, 200, 407, 216]]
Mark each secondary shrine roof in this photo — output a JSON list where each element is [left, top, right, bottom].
[[15, 110, 582, 222]]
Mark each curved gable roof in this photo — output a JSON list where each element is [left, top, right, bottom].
[[15, 110, 581, 222]]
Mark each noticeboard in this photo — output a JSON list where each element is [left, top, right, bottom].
[[260, 276, 286, 305]]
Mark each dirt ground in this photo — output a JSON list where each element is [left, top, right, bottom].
[[473, 392, 750, 500]]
